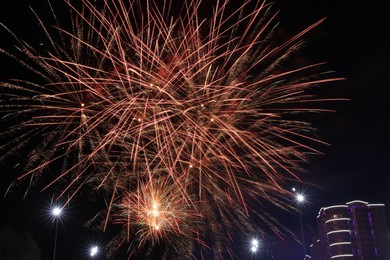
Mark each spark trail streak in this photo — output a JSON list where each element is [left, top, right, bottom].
[[0, 0, 344, 258]]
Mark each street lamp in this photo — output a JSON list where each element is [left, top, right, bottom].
[[250, 238, 260, 253], [51, 206, 62, 260], [90, 246, 99, 257], [294, 190, 306, 258]]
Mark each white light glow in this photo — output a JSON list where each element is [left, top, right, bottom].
[[327, 230, 351, 235], [346, 200, 368, 205], [296, 194, 305, 202], [250, 238, 259, 253], [90, 246, 98, 256], [331, 254, 354, 259], [329, 242, 351, 247], [325, 217, 351, 224], [52, 207, 62, 216], [251, 239, 259, 247]]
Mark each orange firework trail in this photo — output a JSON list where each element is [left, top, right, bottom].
[[0, 0, 344, 258]]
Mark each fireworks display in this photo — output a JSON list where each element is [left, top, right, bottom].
[[0, 0, 343, 258]]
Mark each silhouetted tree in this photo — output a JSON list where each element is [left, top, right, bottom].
[[0, 226, 42, 260]]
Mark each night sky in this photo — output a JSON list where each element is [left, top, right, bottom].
[[1, 1, 389, 259]]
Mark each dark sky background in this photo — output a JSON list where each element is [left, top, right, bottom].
[[0, 0, 389, 259]]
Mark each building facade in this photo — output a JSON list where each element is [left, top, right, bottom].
[[308, 200, 390, 260]]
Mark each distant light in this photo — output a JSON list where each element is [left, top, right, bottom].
[[296, 194, 305, 203], [90, 246, 98, 256], [292, 187, 296, 192], [52, 207, 62, 216], [250, 238, 260, 253], [251, 239, 259, 247]]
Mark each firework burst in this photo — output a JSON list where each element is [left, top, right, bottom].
[[0, 0, 344, 258]]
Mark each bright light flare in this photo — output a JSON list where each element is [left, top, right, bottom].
[[296, 194, 305, 203], [90, 246, 98, 257], [150, 202, 160, 217], [250, 238, 260, 253], [52, 207, 62, 217]]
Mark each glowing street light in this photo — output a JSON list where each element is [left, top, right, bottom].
[[90, 246, 99, 257], [51, 206, 62, 260], [296, 194, 305, 203], [293, 188, 306, 258], [250, 238, 260, 253], [52, 206, 62, 216]]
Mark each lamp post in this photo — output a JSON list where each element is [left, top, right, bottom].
[[295, 191, 306, 258], [52, 206, 62, 260]]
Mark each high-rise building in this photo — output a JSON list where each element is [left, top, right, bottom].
[[308, 200, 390, 259]]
